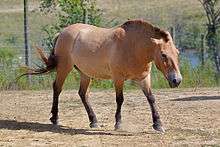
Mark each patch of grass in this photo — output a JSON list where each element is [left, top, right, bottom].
[[0, 8, 57, 52], [97, 0, 204, 27], [0, 0, 205, 49], [0, 0, 40, 10], [0, 0, 218, 90], [0, 52, 218, 90]]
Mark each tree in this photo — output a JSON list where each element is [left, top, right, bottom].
[[199, 0, 220, 76], [40, 0, 102, 49]]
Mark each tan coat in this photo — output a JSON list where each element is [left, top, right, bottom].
[[54, 20, 169, 81], [23, 20, 182, 132]]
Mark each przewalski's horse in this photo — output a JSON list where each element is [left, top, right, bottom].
[[23, 20, 182, 133]]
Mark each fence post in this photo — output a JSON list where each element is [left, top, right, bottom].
[[201, 34, 205, 66], [170, 26, 175, 44], [24, 0, 31, 84]]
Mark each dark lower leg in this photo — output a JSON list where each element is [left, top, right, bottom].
[[79, 90, 98, 127], [50, 81, 61, 124], [147, 95, 162, 127], [144, 92, 164, 132], [49, 63, 72, 125], [114, 80, 124, 130], [139, 76, 164, 132], [115, 93, 124, 129], [78, 74, 97, 128]]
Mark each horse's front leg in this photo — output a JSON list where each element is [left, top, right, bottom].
[[113, 79, 124, 130], [138, 75, 165, 133]]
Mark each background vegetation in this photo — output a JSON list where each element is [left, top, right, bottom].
[[0, 0, 219, 90]]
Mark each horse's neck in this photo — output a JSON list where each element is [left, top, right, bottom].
[[124, 32, 155, 63]]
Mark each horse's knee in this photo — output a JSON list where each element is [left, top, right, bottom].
[[78, 89, 84, 98], [53, 80, 62, 96], [78, 89, 88, 102], [53, 81, 58, 93], [147, 95, 155, 104], [78, 81, 90, 100], [116, 95, 124, 105]]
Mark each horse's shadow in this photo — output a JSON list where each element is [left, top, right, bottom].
[[171, 96, 220, 101], [0, 119, 136, 136]]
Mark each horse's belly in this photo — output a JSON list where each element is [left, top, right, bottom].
[[73, 56, 112, 79]]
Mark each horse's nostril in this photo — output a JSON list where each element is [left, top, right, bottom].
[[172, 79, 177, 84]]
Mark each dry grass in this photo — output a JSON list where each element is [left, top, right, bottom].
[[0, 0, 56, 51], [97, 0, 204, 27], [0, 0, 205, 50]]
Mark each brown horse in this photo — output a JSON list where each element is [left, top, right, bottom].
[[24, 19, 182, 133]]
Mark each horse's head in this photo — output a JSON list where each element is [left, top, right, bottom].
[[151, 31, 182, 88]]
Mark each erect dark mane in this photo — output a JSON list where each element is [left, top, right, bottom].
[[153, 26, 169, 42], [121, 19, 169, 42], [121, 19, 154, 30]]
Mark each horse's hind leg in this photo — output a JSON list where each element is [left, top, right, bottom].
[[78, 72, 98, 128], [50, 65, 72, 125]]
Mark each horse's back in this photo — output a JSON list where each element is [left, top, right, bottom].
[[54, 23, 152, 80], [69, 24, 116, 79]]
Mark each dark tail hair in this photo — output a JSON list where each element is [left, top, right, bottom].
[[17, 34, 59, 79]]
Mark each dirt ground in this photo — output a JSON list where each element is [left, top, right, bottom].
[[0, 88, 219, 147]]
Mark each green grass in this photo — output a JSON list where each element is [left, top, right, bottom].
[[0, 0, 40, 10], [0, 1, 57, 54], [0, 0, 208, 62], [0, 0, 207, 51], [0, 0, 219, 90], [0, 52, 217, 90], [97, 0, 205, 27]]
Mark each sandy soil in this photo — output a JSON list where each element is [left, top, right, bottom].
[[0, 88, 219, 147]]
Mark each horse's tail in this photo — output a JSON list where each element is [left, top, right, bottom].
[[18, 33, 59, 79]]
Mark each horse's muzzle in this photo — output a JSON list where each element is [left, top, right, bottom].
[[168, 71, 182, 88]]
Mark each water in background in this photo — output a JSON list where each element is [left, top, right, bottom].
[[181, 49, 200, 68]]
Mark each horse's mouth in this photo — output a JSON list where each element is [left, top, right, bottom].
[[169, 82, 179, 88], [168, 79, 182, 88], [165, 76, 179, 88]]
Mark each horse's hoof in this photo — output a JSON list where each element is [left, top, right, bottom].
[[114, 123, 122, 130], [50, 117, 58, 125], [90, 123, 98, 128], [153, 124, 165, 133]]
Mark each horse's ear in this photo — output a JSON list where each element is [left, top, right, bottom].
[[151, 38, 163, 45], [176, 48, 180, 54]]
